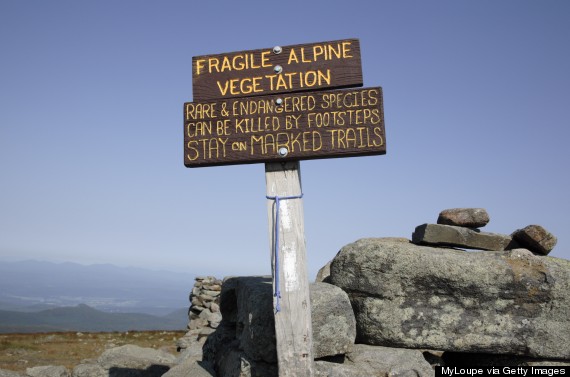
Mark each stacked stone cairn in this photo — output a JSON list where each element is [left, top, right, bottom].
[[412, 208, 558, 255], [176, 276, 223, 352]]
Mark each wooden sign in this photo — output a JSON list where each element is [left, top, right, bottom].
[[184, 87, 385, 167], [192, 39, 362, 101]]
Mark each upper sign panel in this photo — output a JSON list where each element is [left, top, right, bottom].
[[192, 39, 363, 101]]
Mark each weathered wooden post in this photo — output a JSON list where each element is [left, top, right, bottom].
[[266, 161, 314, 375], [184, 39, 385, 376]]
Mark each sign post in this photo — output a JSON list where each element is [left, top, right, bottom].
[[184, 38, 385, 377], [265, 161, 314, 376]]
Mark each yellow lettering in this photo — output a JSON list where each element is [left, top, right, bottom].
[[373, 127, 384, 146], [195, 59, 206, 75], [313, 45, 324, 60], [275, 74, 288, 90], [300, 47, 311, 63], [288, 48, 299, 64], [232, 55, 246, 70], [240, 78, 253, 94], [220, 57, 232, 72], [232, 141, 248, 151], [186, 141, 199, 161], [252, 76, 263, 92], [261, 51, 271, 67], [208, 57, 220, 73], [217, 81, 229, 96], [342, 41, 352, 58], [229, 79, 239, 95]]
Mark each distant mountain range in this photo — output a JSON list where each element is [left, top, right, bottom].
[[0, 260, 196, 331], [0, 304, 188, 333]]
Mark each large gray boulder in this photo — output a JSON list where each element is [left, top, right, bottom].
[[329, 238, 570, 359]]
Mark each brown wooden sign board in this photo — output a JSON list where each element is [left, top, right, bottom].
[[184, 87, 385, 167], [192, 39, 363, 101]]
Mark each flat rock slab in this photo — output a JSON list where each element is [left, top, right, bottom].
[[438, 208, 490, 228], [512, 225, 558, 255], [329, 238, 570, 359], [315, 344, 433, 377], [26, 366, 69, 377], [412, 223, 517, 251], [98, 345, 176, 369]]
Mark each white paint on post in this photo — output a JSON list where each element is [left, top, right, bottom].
[[279, 201, 293, 230], [283, 243, 299, 292], [265, 161, 314, 377]]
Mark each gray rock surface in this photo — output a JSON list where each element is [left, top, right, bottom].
[[310, 283, 356, 358], [71, 364, 107, 377], [204, 276, 357, 375], [0, 370, 22, 377], [442, 352, 570, 367], [26, 366, 69, 377], [412, 223, 517, 250], [98, 345, 176, 370], [315, 344, 433, 377], [512, 225, 558, 255], [161, 359, 215, 377], [437, 208, 490, 228], [329, 238, 570, 359], [315, 260, 332, 283]]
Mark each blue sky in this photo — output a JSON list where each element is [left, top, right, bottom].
[[1, 1, 569, 279]]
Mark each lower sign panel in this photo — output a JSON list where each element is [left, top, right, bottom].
[[184, 87, 385, 167]]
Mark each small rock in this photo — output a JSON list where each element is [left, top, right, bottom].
[[438, 208, 490, 228], [210, 302, 220, 313], [512, 225, 558, 255], [201, 290, 221, 297], [71, 364, 106, 377], [26, 366, 69, 377]]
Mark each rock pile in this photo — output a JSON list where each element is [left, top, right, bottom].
[[412, 208, 558, 255], [188, 276, 223, 330], [176, 276, 222, 351]]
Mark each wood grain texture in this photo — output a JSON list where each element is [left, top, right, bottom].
[[192, 39, 362, 101], [265, 161, 314, 377]]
